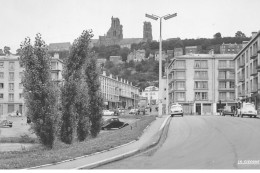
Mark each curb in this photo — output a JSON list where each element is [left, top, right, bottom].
[[77, 115, 172, 169], [27, 116, 159, 169]]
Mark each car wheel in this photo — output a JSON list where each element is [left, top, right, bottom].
[[181, 113, 183, 117], [241, 114, 243, 118], [171, 115, 173, 117]]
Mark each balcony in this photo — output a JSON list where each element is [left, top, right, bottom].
[[218, 66, 235, 70], [174, 87, 186, 91], [238, 75, 245, 82], [218, 87, 235, 91], [194, 77, 208, 80], [250, 53, 258, 60], [250, 68, 258, 76], [218, 76, 235, 81], [219, 97, 235, 102]]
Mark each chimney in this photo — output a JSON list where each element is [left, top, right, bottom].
[[102, 71, 106, 76], [116, 76, 119, 81], [242, 41, 248, 48], [252, 32, 257, 38], [109, 74, 113, 78]]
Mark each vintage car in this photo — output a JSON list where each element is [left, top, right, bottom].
[[0, 119, 13, 128], [101, 118, 129, 130], [237, 102, 257, 118], [102, 110, 115, 116], [222, 106, 235, 116], [129, 109, 139, 115], [170, 103, 183, 117]]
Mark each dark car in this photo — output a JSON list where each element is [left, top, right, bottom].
[[222, 106, 235, 116], [101, 118, 129, 130], [0, 120, 13, 128]]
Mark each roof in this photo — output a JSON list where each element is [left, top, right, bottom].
[[48, 42, 71, 52], [0, 55, 19, 61], [119, 38, 143, 45], [174, 54, 236, 59], [234, 30, 260, 60]]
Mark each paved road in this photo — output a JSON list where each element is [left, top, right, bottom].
[[97, 116, 260, 169]]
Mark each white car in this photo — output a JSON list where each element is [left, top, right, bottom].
[[129, 109, 138, 114], [170, 104, 183, 117], [237, 103, 257, 118], [102, 110, 114, 116]]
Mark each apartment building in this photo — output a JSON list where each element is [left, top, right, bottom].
[[0, 54, 63, 119], [99, 71, 139, 109], [141, 86, 159, 105], [168, 53, 236, 115], [234, 31, 260, 110], [220, 43, 243, 54]]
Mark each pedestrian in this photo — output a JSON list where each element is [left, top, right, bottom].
[[150, 107, 152, 113]]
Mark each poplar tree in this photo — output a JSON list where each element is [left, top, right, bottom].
[[60, 30, 93, 144], [20, 34, 58, 148]]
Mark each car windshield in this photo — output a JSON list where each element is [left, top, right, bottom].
[[171, 105, 182, 109], [245, 104, 255, 109]]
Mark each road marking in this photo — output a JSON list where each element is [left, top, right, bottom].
[[74, 149, 139, 169]]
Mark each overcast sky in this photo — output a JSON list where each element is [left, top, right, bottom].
[[1, 0, 260, 52]]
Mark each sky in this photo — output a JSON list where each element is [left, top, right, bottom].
[[1, 0, 260, 52]]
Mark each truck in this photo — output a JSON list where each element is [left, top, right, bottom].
[[138, 97, 148, 115]]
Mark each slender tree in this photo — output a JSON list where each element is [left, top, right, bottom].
[[60, 30, 93, 144], [84, 56, 104, 137], [20, 34, 58, 148]]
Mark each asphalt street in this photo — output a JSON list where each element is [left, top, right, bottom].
[[97, 116, 260, 169]]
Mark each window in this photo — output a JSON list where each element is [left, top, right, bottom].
[[229, 82, 235, 89], [176, 81, 185, 90], [0, 62, 4, 68], [51, 62, 56, 70], [9, 72, 14, 81], [0, 83, 4, 89], [9, 62, 14, 70], [0, 93, 3, 99], [218, 71, 226, 79], [176, 92, 185, 101], [194, 81, 208, 89], [19, 93, 23, 99], [8, 104, 14, 113], [195, 92, 208, 100], [194, 60, 207, 68], [19, 72, 24, 79], [9, 93, 14, 102], [175, 60, 185, 69], [19, 83, 23, 89], [219, 81, 226, 89], [0, 72, 3, 79], [230, 92, 235, 100], [219, 60, 227, 68], [176, 71, 185, 79], [195, 71, 208, 79], [9, 83, 14, 91], [219, 92, 226, 100]]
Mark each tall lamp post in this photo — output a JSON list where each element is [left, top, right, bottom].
[[145, 13, 177, 117]]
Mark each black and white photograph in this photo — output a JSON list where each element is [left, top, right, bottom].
[[0, 0, 260, 170]]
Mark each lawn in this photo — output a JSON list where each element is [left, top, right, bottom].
[[0, 115, 156, 169]]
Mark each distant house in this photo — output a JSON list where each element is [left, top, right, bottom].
[[154, 50, 167, 61], [127, 49, 146, 62], [110, 56, 123, 65], [48, 42, 71, 60], [185, 46, 201, 54], [96, 58, 107, 68], [174, 47, 183, 57], [220, 43, 243, 54]]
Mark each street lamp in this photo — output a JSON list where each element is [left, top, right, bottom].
[[145, 13, 177, 117]]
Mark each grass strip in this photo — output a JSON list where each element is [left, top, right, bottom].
[[0, 115, 156, 169]]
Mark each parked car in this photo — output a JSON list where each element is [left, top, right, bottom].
[[101, 118, 129, 130], [102, 110, 115, 116], [170, 103, 183, 117], [237, 102, 257, 118], [118, 108, 125, 113], [129, 109, 138, 114], [0, 119, 13, 128], [222, 106, 235, 116]]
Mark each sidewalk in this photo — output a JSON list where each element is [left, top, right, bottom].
[[30, 114, 171, 169]]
